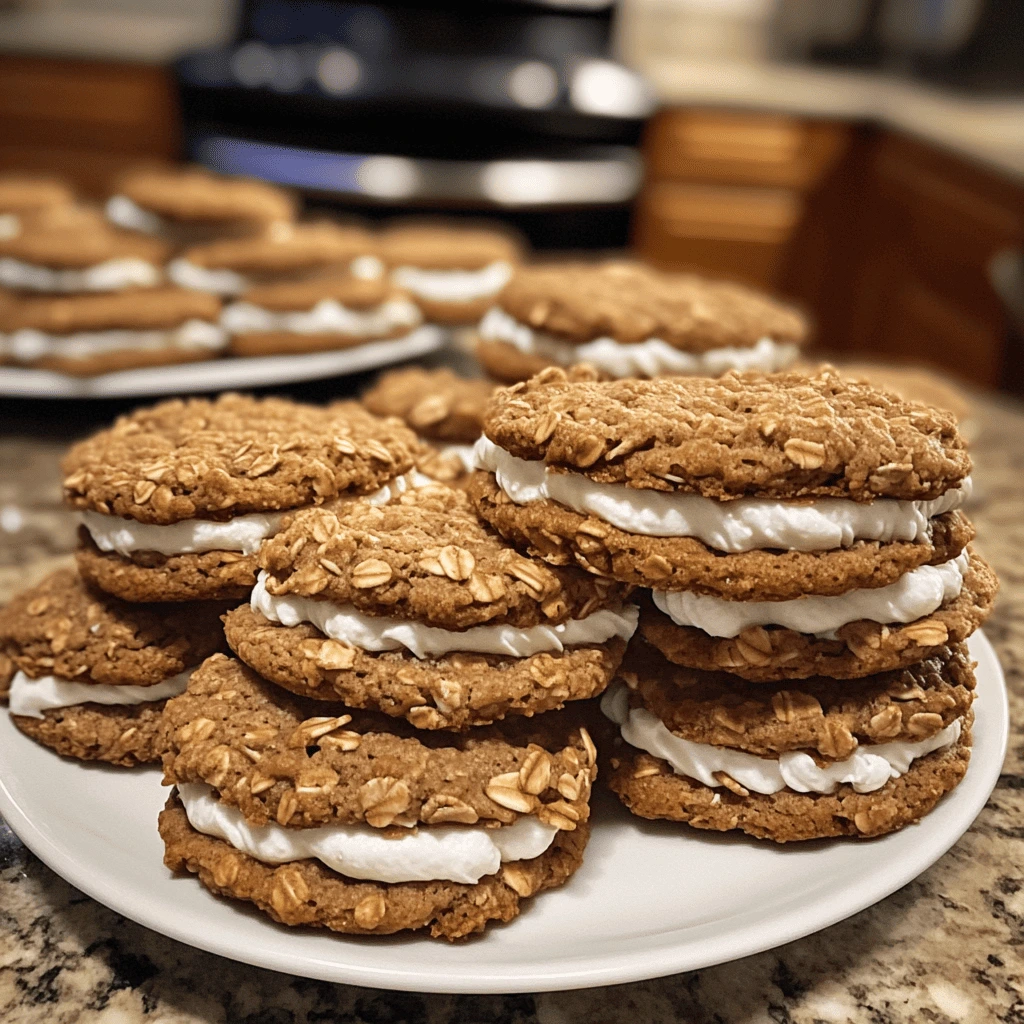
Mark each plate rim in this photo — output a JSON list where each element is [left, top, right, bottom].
[[0, 631, 1008, 994], [0, 325, 446, 399]]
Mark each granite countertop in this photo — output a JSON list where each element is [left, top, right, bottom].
[[1, 386, 1023, 1024]]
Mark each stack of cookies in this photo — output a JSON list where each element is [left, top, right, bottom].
[[474, 261, 807, 383], [468, 366, 996, 841], [0, 205, 227, 374], [196, 480, 635, 936]]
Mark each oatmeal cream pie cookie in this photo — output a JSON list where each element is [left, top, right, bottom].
[[168, 221, 379, 297], [159, 655, 595, 939], [0, 569, 226, 765], [602, 639, 975, 842], [380, 222, 523, 325], [106, 165, 296, 244], [475, 261, 807, 383], [64, 394, 423, 602], [221, 272, 422, 357], [0, 204, 168, 295], [362, 366, 500, 482], [0, 286, 226, 375], [224, 483, 637, 728], [469, 367, 984, 679]]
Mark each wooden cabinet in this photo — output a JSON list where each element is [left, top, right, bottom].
[[0, 56, 180, 196], [637, 108, 1024, 388]]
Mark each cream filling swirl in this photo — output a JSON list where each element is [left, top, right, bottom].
[[80, 471, 430, 557], [653, 551, 969, 639], [478, 306, 799, 378], [3, 320, 226, 363], [9, 667, 193, 719], [601, 683, 962, 796], [473, 437, 970, 554], [0, 256, 161, 293], [252, 570, 639, 660], [179, 782, 557, 884], [220, 296, 422, 337], [393, 262, 513, 303]]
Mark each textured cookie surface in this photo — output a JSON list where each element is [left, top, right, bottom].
[[181, 222, 375, 272], [498, 262, 807, 350], [606, 733, 971, 842], [0, 568, 226, 684], [259, 484, 632, 629], [380, 223, 521, 269], [0, 176, 74, 213], [240, 273, 403, 312], [62, 394, 420, 523], [468, 471, 973, 600], [162, 655, 597, 831], [224, 604, 625, 729], [0, 207, 168, 269], [12, 700, 170, 766], [640, 551, 997, 679], [363, 367, 498, 444], [0, 287, 221, 333], [75, 532, 257, 603], [483, 367, 970, 500], [618, 638, 974, 758], [160, 796, 587, 940], [116, 166, 295, 223]]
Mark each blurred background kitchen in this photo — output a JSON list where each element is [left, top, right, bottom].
[[0, 0, 1023, 392]]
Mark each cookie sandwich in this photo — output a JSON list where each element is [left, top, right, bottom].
[[0, 569, 226, 765], [0, 175, 74, 243], [469, 367, 992, 681], [221, 272, 422, 357], [380, 222, 523, 325], [106, 165, 296, 244], [63, 394, 423, 602], [224, 483, 637, 729], [169, 221, 378, 297], [0, 204, 168, 295], [0, 286, 225, 375], [159, 655, 597, 939], [475, 261, 807, 383], [362, 366, 499, 482], [601, 638, 976, 842]]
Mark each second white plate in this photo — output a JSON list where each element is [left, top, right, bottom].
[[0, 632, 1007, 993], [0, 325, 446, 398]]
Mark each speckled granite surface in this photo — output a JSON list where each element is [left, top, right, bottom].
[[0, 388, 1022, 1024]]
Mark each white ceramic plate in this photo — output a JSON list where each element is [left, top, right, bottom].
[[0, 632, 1007, 994], [0, 326, 446, 398]]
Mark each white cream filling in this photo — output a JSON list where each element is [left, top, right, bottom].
[[437, 442, 479, 474], [252, 570, 639, 660], [9, 666, 193, 719], [105, 195, 164, 235], [220, 296, 422, 337], [79, 471, 430, 558], [168, 258, 250, 296], [473, 437, 970, 555], [478, 306, 799, 378], [393, 262, 512, 303], [601, 683, 962, 796], [653, 550, 970, 639], [179, 782, 557, 884], [2, 320, 227, 364], [0, 256, 161, 293]]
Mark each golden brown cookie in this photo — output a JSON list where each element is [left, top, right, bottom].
[[602, 640, 974, 841], [160, 793, 588, 940], [362, 367, 498, 445], [482, 367, 969, 501], [475, 338, 555, 385], [468, 470, 974, 600], [0, 568, 227, 685], [496, 262, 807, 352], [639, 551, 997, 680], [113, 165, 296, 225], [380, 222, 522, 271], [0, 175, 74, 215], [162, 654, 598, 831], [65, 395, 422, 601], [224, 273, 422, 357]]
